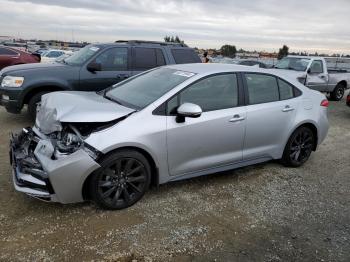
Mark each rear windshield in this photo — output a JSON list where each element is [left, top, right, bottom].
[[171, 49, 201, 64]]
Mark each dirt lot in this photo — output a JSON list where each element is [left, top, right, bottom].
[[0, 96, 349, 262]]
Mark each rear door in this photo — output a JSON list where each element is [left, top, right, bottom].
[[166, 73, 246, 176], [79, 47, 131, 91], [306, 60, 328, 91], [130, 47, 166, 76], [243, 73, 300, 160]]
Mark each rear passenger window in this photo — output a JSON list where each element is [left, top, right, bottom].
[[171, 49, 201, 64], [245, 74, 279, 105], [278, 79, 294, 100], [134, 48, 165, 70], [0, 47, 18, 55]]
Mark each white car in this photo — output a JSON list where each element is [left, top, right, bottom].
[[40, 50, 72, 63]]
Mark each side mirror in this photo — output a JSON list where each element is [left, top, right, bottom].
[[307, 68, 311, 74], [176, 103, 202, 123], [87, 62, 101, 72]]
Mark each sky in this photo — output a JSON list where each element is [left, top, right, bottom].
[[1, 0, 350, 54]]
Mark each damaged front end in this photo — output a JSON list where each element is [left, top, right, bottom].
[[10, 126, 101, 204], [10, 91, 135, 203]]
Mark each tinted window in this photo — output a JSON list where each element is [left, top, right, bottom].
[[171, 49, 201, 64], [46, 51, 64, 58], [0, 47, 17, 55], [168, 74, 238, 113], [246, 74, 279, 105], [65, 45, 100, 66], [278, 79, 294, 100], [95, 47, 128, 71], [106, 68, 194, 109], [134, 48, 165, 70], [310, 60, 323, 73]]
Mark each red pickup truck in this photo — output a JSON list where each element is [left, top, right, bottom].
[[0, 46, 40, 70]]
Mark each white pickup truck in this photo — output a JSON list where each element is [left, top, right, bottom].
[[273, 56, 350, 101]]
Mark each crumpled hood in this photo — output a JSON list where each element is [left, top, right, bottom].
[[36, 91, 135, 134]]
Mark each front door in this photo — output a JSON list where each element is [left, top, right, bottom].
[[79, 47, 131, 91], [306, 60, 328, 91], [166, 73, 246, 176]]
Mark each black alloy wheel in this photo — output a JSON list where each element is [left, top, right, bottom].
[[90, 150, 151, 210], [282, 127, 315, 167], [330, 84, 345, 101]]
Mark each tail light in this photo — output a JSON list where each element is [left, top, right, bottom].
[[320, 99, 329, 107], [346, 95, 350, 103]]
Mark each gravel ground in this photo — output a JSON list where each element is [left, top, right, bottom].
[[0, 96, 349, 262]]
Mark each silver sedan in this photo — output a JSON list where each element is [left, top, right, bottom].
[[10, 64, 329, 209]]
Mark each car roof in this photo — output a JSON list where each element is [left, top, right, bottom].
[[287, 55, 321, 59], [165, 63, 305, 88], [166, 63, 269, 74], [92, 41, 190, 49]]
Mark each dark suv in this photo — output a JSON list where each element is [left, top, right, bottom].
[[0, 40, 201, 118]]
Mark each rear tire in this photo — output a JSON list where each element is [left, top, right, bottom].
[[281, 127, 315, 167], [27, 92, 50, 120], [89, 150, 151, 210], [330, 83, 345, 101]]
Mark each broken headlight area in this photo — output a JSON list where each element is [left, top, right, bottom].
[[10, 128, 54, 199]]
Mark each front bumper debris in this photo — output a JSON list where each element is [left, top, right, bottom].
[[10, 128, 54, 201], [10, 128, 101, 204]]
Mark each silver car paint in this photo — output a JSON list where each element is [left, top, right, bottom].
[[33, 137, 101, 203], [24, 63, 329, 203]]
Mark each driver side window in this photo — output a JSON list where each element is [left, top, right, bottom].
[[167, 73, 238, 114], [94, 47, 128, 71]]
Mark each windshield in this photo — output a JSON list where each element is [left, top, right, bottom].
[[64, 45, 100, 66], [275, 57, 311, 71], [105, 67, 195, 109]]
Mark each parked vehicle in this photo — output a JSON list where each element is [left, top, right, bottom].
[[238, 59, 269, 68], [0, 46, 40, 70], [10, 64, 329, 210], [0, 40, 201, 119], [273, 56, 350, 101], [40, 49, 72, 63]]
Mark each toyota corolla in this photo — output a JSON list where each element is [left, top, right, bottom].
[[10, 64, 329, 209]]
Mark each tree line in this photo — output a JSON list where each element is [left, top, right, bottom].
[[163, 36, 295, 60]]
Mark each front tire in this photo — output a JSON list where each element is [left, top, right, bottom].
[[281, 127, 315, 167], [330, 83, 345, 101], [89, 150, 151, 210]]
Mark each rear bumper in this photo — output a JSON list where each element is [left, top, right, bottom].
[[10, 128, 101, 204]]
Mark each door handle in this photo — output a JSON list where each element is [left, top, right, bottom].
[[116, 74, 129, 79], [282, 105, 294, 112], [229, 114, 245, 122], [320, 75, 327, 79]]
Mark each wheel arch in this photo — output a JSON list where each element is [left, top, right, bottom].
[[22, 85, 66, 105], [289, 122, 319, 151], [337, 80, 347, 88], [82, 146, 159, 200]]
